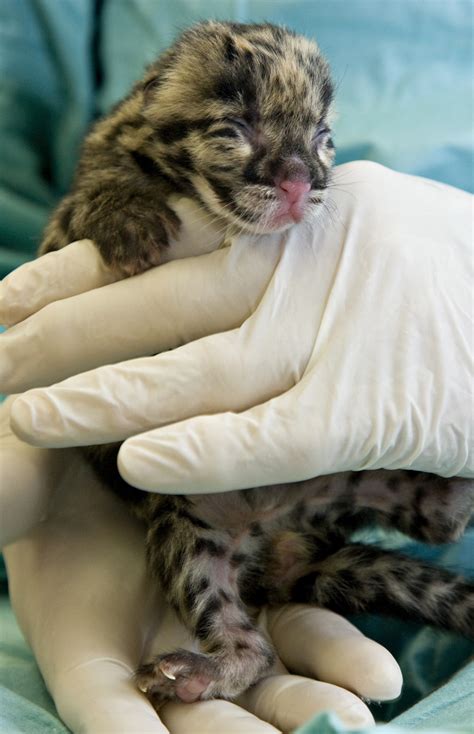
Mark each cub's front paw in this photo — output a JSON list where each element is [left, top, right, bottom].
[[88, 202, 180, 277], [102, 219, 167, 277], [136, 650, 217, 707]]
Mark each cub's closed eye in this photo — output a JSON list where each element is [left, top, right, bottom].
[[206, 118, 252, 140], [226, 117, 252, 134], [313, 126, 331, 144], [207, 126, 240, 139]]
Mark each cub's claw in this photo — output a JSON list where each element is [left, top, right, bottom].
[[135, 650, 217, 706]]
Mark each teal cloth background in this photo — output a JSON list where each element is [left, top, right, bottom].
[[0, 1, 473, 732]]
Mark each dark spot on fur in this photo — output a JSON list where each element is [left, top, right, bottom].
[[172, 547, 186, 572], [232, 203, 259, 222], [348, 472, 366, 487], [158, 563, 173, 592], [156, 121, 190, 144], [289, 500, 306, 523], [240, 583, 268, 606], [130, 151, 162, 177], [195, 538, 227, 557], [291, 571, 319, 603], [254, 39, 281, 56], [152, 517, 177, 546], [249, 522, 263, 537], [387, 475, 401, 491], [264, 647, 277, 666], [389, 566, 408, 581], [417, 569, 438, 586], [310, 510, 325, 526], [337, 569, 359, 588], [196, 577, 210, 594], [415, 484, 426, 502], [242, 147, 269, 185], [183, 579, 195, 611], [234, 640, 250, 651], [155, 497, 177, 516], [244, 50, 254, 67], [165, 149, 195, 172], [390, 504, 406, 525], [230, 552, 247, 567], [206, 176, 236, 208], [214, 75, 239, 102], [333, 509, 355, 529], [177, 508, 212, 530], [239, 621, 255, 632], [224, 36, 239, 62], [210, 164, 237, 173], [195, 596, 223, 639], [310, 540, 344, 563]]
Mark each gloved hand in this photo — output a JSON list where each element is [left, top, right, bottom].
[[2, 162, 472, 491], [1, 397, 402, 734]]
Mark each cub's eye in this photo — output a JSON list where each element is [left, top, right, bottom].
[[207, 118, 253, 141], [313, 125, 331, 146], [226, 117, 253, 135]]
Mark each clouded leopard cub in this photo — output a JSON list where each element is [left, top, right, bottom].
[[40, 22, 474, 707]]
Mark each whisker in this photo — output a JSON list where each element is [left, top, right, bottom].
[[185, 216, 228, 239]]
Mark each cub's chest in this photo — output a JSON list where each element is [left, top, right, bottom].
[[187, 485, 304, 534]]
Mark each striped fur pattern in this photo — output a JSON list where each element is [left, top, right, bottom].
[[86, 449, 474, 707], [39, 21, 334, 274]]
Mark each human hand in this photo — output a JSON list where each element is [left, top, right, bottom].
[[1, 397, 402, 734], [2, 162, 472, 490]]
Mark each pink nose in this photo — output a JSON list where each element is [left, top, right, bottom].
[[279, 180, 311, 204]]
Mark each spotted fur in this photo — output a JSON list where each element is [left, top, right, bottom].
[[86, 447, 474, 707], [40, 21, 334, 274], [40, 21, 474, 708]]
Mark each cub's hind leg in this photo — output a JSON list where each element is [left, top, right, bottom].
[[287, 542, 474, 638], [355, 471, 474, 544], [137, 502, 275, 707]]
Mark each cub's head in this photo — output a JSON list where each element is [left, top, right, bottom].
[[142, 21, 335, 234]]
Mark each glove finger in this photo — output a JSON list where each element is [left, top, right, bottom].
[[9, 286, 314, 448], [238, 674, 374, 732], [161, 699, 280, 734], [0, 240, 118, 327], [0, 238, 279, 394], [265, 605, 402, 702], [53, 659, 170, 734], [116, 379, 318, 493], [0, 397, 68, 546]]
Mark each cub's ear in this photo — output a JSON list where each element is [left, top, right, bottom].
[[143, 75, 162, 104], [223, 35, 239, 63], [142, 49, 176, 105], [223, 34, 254, 63]]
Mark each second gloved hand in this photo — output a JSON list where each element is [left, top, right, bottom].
[[2, 400, 402, 734]]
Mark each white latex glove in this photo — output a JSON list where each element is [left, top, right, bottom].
[[1, 398, 402, 734], [2, 162, 472, 491]]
